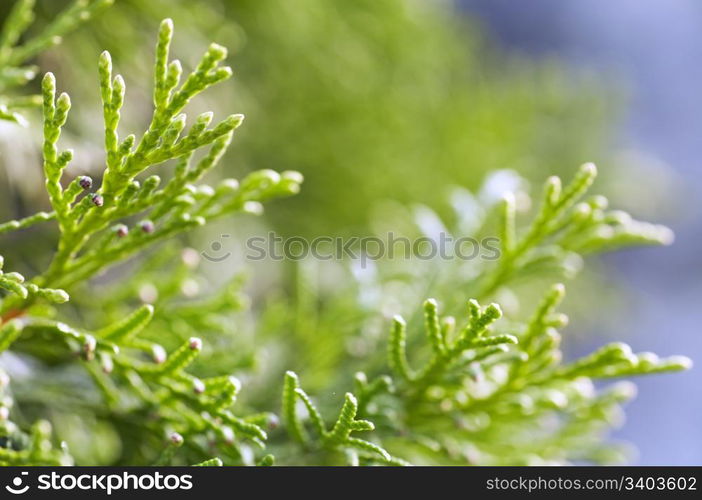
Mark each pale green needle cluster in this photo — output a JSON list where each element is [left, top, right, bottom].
[[0, 254, 68, 303], [372, 285, 688, 464], [282, 370, 408, 466], [265, 167, 689, 465], [32, 19, 301, 290], [480, 163, 673, 296], [0, 17, 300, 466], [269, 278, 688, 465]]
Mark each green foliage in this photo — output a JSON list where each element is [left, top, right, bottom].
[[0, 367, 71, 465], [0, 0, 112, 125], [0, 17, 299, 466], [28, 18, 299, 292], [252, 167, 688, 465], [0, 4, 691, 467], [41, 0, 612, 237], [480, 163, 672, 296], [262, 226, 687, 465], [0, 255, 68, 303], [378, 287, 688, 464], [222, 0, 613, 237], [281, 370, 405, 465]]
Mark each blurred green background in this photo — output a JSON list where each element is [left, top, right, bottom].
[[0, 0, 612, 239]]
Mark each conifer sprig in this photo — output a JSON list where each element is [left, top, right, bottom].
[[0, 17, 300, 466], [374, 285, 690, 464], [28, 19, 301, 290], [480, 163, 672, 296], [0, 17, 302, 315], [282, 371, 405, 465]]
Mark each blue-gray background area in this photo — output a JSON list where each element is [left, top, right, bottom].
[[461, 0, 701, 465]]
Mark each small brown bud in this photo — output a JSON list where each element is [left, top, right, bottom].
[[139, 220, 155, 233], [79, 176, 93, 190], [193, 378, 205, 394], [170, 432, 184, 446], [115, 224, 129, 237]]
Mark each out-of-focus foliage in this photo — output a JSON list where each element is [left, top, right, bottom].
[[250, 166, 685, 465], [29, 0, 611, 237], [16, 162, 680, 466]]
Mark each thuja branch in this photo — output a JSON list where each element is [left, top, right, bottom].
[[282, 371, 407, 465], [0, 19, 301, 465], [377, 286, 690, 464], [478, 163, 672, 297], [33, 20, 299, 290], [0, 18, 302, 304]]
